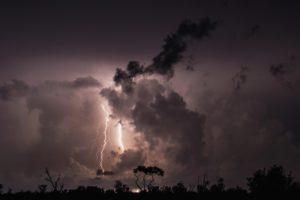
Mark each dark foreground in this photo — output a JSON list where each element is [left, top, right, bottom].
[[1, 165, 300, 199], [1, 190, 300, 200]]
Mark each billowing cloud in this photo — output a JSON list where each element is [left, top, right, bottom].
[[0, 76, 105, 189], [101, 19, 216, 173], [97, 15, 300, 187], [1, 3, 300, 191], [0, 76, 101, 101], [0, 79, 30, 100], [113, 149, 147, 173], [113, 18, 218, 93], [232, 66, 249, 91], [198, 93, 300, 186], [270, 60, 300, 90], [132, 89, 206, 165], [101, 78, 206, 184]]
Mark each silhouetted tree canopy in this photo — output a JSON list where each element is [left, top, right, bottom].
[[133, 165, 164, 191], [0, 165, 299, 199], [197, 175, 210, 193], [247, 165, 299, 194], [172, 182, 187, 193], [114, 180, 129, 193], [210, 178, 225, 193]]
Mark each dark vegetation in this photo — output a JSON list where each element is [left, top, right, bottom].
[[0, 165, 299, 199]]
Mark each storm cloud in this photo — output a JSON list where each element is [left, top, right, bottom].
[[0, 76, 104, 189], [0, 79, 30, 100], [1, 0, 300, 191], [270, 61, 300, 90], [232, 66, 249, 91], [113, 18, 218, 93]]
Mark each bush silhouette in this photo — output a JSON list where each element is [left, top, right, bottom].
[[44, 168, 64, 193], [210, 178, 225, 193], [0, 164, 299, 199], [247, 165, 298, 194], [38, 184, 47, 194], [114, 180, 129, 193], [197, 175, 210, 193], [172, 182, 187, 193]]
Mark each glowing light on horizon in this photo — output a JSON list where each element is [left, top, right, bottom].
[[117, 121, 125, 153], [131, 188, 141, 193]]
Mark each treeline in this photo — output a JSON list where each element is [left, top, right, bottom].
[[0, 165, 300, 199]]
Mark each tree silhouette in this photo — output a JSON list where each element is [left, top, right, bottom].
[[0, 184, 3, 195], [210, 178, 225, 193], [38, 184, 47, 194], [197, 175, 210, 193], [161, 185, 172, 193], [172, 182, 187, 193], [247, 165, 298, 194], [114, 180, 129, 193], [44, 168, 64, 193], [1, 164, 300, 199], [133, 165, 164, 191]]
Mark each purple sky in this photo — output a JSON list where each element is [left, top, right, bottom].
[[0, 0, 300, 191]]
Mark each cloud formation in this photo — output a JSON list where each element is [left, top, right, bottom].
[[113, 18, 218, 93], [0, 76, 104, 189], [1, 8, 300, 191], [232, 66, 249, 91], [99, 17, 300, 187], [270, 61, 300, 90], [0, 79, 30, 100]]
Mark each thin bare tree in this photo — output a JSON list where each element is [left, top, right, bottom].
[[44, 168, 64, 192]]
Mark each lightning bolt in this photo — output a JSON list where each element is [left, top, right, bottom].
[[99, 104, 110, 172], [117, 122, 125, 153]]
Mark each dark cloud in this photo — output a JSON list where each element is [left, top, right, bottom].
[[132, 90, 206, 165], [185, 55, 196, 71], [42, 76, 102, 90], [0, 79, 30, 100], [232, 66, 249, 91], [1, 1, 300, 190], [113, 149, 147, 173], [101, 79, 165, 119], [101, 49, 300, 186], [100, 87, 134, 119], [113, 18, 218, 93], [65, 76, 102, 89], [270, 61, 300, 90], [103, 71, 300, 186], [270, 63, 287, 76], [146, 18, 218, 77], [102, 78, 206, 170], [0, 76, 101, 101], [200, 93, 300, 186], [113, 61, 144, 94]]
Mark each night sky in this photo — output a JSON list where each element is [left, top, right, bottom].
[[0, 0, 300, 190]]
